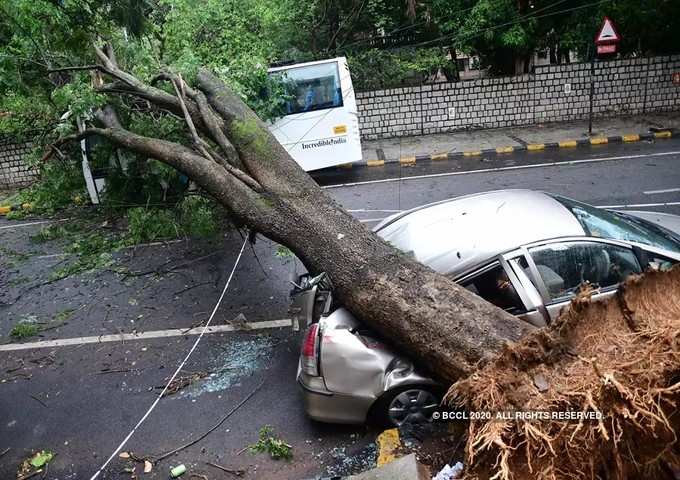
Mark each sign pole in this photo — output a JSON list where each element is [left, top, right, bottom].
[[590, 16, 621, 137], [588, 53, 595, 136]]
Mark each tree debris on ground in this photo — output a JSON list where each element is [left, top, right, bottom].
[[16, 449, 54, 479], [249, 425, 293, 460], [157, 371, 209, 397]]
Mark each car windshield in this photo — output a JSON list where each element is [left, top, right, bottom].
[[552, 195, 680, 254]]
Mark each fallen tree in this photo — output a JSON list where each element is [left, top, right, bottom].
[[54, 44, 533, 382], [52, 45, 679, 479]]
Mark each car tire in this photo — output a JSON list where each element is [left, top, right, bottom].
[[370, 385, 441, 428]]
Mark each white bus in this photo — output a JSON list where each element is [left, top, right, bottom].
[[267, 57, 363, 171]]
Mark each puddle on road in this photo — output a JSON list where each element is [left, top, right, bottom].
[[182, 335, 274, 398]]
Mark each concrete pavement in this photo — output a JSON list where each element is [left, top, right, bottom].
[[360, 112, 680, 164]]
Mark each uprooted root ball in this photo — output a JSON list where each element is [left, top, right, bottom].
[[447, 266, 680, 480]]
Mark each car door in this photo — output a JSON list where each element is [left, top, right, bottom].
[[456, 259, 547, 327], [525, 240, 643, 321]]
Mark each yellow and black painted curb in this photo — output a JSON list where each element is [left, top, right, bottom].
[[338, 129, 677, 170], [375, 428, 402, 466], [0, 202, 32, 216]]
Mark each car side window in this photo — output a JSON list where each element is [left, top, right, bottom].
[[529, 242, 642, 303], [460, 263, 526, 314]]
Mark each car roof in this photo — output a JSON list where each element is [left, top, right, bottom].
[[375, 189, 585, 276]]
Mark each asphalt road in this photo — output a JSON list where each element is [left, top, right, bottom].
[[1, 137, 679, 479], [319, 138, 680, 220]]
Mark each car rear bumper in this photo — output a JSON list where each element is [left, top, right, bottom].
[[297, 375, 374, 424]]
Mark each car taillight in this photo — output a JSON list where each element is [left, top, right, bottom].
[[301, 323, 320, 376]]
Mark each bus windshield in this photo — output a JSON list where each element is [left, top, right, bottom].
[[272, 62, 343, 114]]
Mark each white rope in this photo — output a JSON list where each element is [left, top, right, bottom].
[[89, 234, 250, 480]]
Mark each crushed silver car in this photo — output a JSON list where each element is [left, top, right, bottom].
[[291, 190, 680, 426]]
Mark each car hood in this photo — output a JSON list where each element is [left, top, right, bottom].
[[616, 210, 680, 237]]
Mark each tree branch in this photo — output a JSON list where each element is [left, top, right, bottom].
[[47, 64, 104, 74], [54, 127, 273, 227], [171, 75, 261, 191], [152, 71, 242, 169]]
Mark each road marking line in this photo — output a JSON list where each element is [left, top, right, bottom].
[[367, 159, 384, 167], [463, 150, 482, 156], [348, 209, 403, 213], [496, 146, 514, 153], [431, 152, 448, 161], [400, 156, 416, 165], [559, 140, 578, 148], [359, 218, 387, 223], [643, 187, 680, 195], [623, 134, 640, 142], [590, 137, 608, 145], [0, 319, 292, 352], [0, 218, 70, 231], [655, 131, 672, 139], [322, 150, 680, 189], [597, 201, 680, 209]]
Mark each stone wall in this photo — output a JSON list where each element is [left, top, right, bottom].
[[0, 137, 36, 188], [356, 54, 680, 140]]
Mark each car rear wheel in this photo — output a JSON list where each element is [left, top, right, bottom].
[[371, 386, 441, 427]]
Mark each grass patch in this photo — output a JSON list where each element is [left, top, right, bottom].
[[10, 321, 40, 340], [249, 425, 293, 460]]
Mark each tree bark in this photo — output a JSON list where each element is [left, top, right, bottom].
[[58, 56, 535, 382]]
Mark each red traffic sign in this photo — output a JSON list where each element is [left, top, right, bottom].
[[595, 17, 621, 45], [673, 72, 680, 85], [597, 44, 617, 55]]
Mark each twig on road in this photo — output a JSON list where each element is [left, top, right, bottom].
[[125, 251, 220, 278], [206, 461, 246, 476], [29, 394, 48, 408], [173, 281, 213, 296], [17, 470, 43, 480], [0, 447, 10, 457], [153, 379, 264, 463], [95, 368, 137, 375]]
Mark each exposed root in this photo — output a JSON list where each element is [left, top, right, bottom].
[[447, 266, 680, 479]]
